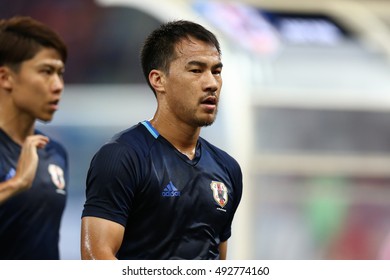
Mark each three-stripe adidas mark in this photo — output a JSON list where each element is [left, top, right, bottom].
[[162, 181, 180, 197]]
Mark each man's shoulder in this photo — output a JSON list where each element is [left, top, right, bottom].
[[199, 137, 240, 167], [99, 122, 154, 156], [112, 122, 152, 145], [0, 129, 12, 149]]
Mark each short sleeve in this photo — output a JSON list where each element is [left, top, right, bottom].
[[220, 159, 243, 242], [81, 142, 141, 226]]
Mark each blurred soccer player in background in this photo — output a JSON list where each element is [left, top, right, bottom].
[[81, 20, 243, 260], [0, 16, 68, 259]]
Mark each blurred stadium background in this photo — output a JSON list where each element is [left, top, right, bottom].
[[2, 0, 390, 259]]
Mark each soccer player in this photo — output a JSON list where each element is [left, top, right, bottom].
[[0, 16, 68, 259], [81, 20, 243, 260]]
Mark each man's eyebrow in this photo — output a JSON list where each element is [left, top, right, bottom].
[[212, 62, 223, 69], [37, 60, 65, 69], [35, 63, 65, 74], [187, 61, 207, 68], [187, 61, 223, 69]]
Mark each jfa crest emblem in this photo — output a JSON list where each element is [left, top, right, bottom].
[[48, 164, 66, 191], [210, 181, 228, 208]]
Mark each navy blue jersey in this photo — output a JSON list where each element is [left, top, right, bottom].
[[0, 129, 68, 260], [82, 121, 242, 260]]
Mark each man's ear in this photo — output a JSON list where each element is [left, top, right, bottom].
[[0, 66, 13, 92], [149, 69, 166, 94]]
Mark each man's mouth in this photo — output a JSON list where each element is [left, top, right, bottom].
[[201, 96, 217, 105], [200, 96, 217, 112], [48, 99, 60, 110]]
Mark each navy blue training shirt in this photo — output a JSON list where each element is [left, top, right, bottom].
[[82, 121, 242, 260], [0, 129, 68, 260]]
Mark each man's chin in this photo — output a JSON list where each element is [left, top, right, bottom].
[[198, 117, 216, 127], [38, 116, 54, 123], [193, 112, 218, 127], [201, 120, 214, 127]]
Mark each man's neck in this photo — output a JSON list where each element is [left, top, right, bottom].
[[0, 105, 35, 145], [149, 116, 200, 160]]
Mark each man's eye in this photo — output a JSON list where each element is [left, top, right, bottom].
[[41, 68, 53, 75], [190, 69, 202, 73]]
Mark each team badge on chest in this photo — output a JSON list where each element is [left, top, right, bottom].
[[48, 164, 66, 191], [210, 181, 228, 208]]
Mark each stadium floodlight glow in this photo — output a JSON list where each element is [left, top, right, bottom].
[[95, 0, 197, 22]]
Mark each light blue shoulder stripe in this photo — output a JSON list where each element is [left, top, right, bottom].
[[141, 121, 159, 139]]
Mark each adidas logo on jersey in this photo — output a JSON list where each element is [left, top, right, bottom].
[[5, 168, 16, 180], [162, 181, 180, 197]]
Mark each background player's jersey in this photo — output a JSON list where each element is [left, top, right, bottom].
[[0, 129, 68, 260], [82, 121, 243, 260]]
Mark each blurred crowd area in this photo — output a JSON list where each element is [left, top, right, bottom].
[[0, 0, 161, 84]]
